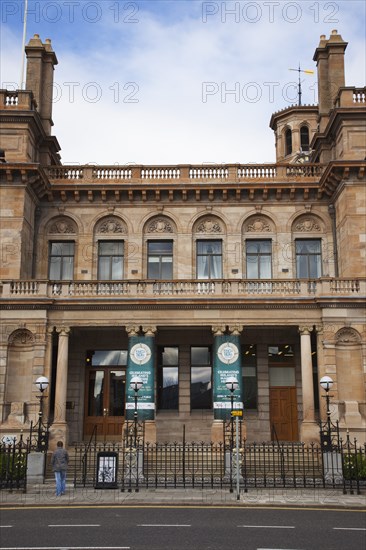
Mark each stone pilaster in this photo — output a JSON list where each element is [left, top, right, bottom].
[[49, 326, 70, 447], [299, 326, 318, 443]]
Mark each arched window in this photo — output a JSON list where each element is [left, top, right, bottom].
[[285, 128, 292, 156], [300, 126, 310, 151]]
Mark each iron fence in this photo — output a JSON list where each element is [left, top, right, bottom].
[[0, 434, 28, 491], [72, 434, 366, 494]]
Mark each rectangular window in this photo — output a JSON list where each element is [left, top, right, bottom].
[[158, 346, 179, 410], [147, 241, 173, 279], [296, 239, 322, 278], [98, 241, 124, 280], [49, 242, 74, 280], [268, 344, 295, 364], [190, 346, 212, 409], [242, 345, 257, 409], [246, 240, 272, 279], [196, 240, 222, 279]]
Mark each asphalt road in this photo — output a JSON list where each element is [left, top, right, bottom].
[[0, 506, 365, 550]]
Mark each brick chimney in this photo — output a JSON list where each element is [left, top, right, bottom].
[[313, 30, 347, 131], [25, 34, 58, 135]]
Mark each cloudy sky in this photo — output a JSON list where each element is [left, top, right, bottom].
[[1, 1, 365, 165]]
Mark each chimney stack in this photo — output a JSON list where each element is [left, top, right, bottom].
[[25, 34, 58, 135], [313, 30, 347, 131]]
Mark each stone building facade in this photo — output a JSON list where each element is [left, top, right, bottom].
[[0, 31, 365, 448]]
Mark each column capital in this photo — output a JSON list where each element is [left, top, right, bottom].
[[228, 324, 243, 336], [212, 325, 226, 336], [298, 325, 313, 335], [142, 325, 157, 337], [126, 325, 140, 337], [314, 324, 324, 334], [56, 326, 71, 336]]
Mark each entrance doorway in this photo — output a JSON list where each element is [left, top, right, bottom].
[[84, 368, 126, 439], [269, 387, 299, 441]]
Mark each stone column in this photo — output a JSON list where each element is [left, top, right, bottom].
[[49, 326, 70, 447], [299, 326, 318, 443], [43, 328, 54, 420]]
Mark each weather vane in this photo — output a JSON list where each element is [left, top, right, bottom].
[[289, 65, 314, 106]]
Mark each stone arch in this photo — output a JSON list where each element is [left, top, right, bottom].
[[193, 214, 226, 235], [143, 215, 177, 235], [94, 215, 128, 236], [291, 214, 324, 234], [243, 214, 275, 234], [45, 215, 78, 235]]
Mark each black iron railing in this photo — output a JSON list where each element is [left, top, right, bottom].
[[71, 436, 366, 494], [0, 434, 28, 492]]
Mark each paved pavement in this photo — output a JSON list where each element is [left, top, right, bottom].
[[1, 482, 365, 509]]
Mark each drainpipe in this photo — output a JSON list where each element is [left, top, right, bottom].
[[328, 204, 339, 277]]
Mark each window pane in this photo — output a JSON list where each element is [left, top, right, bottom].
[[162, 347, 179, 365], [196, 240, 222, 279], [109, 371, 125, 416], [296, 239, 322, 278], [111, 257, 123, 280], [260, 255, 272, 278], [160, 366, 179, 409], [62, 257, 74, 280], [49, 242, 75, 280], [191, 366, 212, 409], [191, 347, 210, 365], [92, 350, 128, 366], [148, 241, 173, 253], [88, 370, 104, 416], [98, 257, 110, 280], [49, 256, 61, 279], [269, 367, 295, 386]]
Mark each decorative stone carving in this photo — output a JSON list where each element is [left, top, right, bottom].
[[48, 217, 76, 234], [336, 327, 361, 344], [9, 329, 35, 346], [146, 218, 173, 233], [96, 217, 126, 234], [246, 218, 271, 232], [126, 325, 140, 336], [142, 325, 157, 336], [294, 218, 321, 232], [228, 324, 243, 335], [212, 325, 226, 336], [196, 218, 222, 233]]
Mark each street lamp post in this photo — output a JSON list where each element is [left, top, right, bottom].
[[130, 376, 143, 448], [225, 376, 239, 450], [319, 375, 333, 451], [35, 376, 49, 452]]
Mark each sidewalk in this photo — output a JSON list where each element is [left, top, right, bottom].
[[1, 483, 365, 509]]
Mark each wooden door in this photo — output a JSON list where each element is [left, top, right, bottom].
[[269, 387, 299, 441], [84, 368, 126, 439]]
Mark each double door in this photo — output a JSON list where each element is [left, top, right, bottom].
[[84, 368, 126, 438]]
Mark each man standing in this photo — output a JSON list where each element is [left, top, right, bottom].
[[51, 440, 69, 496]]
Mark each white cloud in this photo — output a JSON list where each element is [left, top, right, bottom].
[[1, 1, 365, 165]]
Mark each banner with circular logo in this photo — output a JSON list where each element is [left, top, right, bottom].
[[213, 335, 243, 420], [126, 336, 155, 420]]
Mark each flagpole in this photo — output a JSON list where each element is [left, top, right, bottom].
[[20, 0, 28, 89]]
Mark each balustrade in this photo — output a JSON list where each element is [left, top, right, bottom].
[[1, 278, 364, 300], [45, 163, 325, 183]]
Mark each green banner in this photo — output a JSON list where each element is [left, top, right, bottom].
[[213, 334, 243, 420], [126, 335, 155, 421]]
